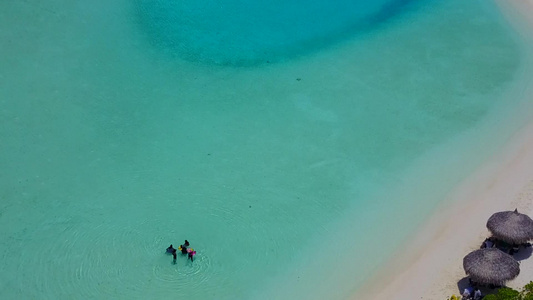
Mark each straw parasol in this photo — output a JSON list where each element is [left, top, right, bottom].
[[463, 248, 520, 286], [487, 209, 533, 245]]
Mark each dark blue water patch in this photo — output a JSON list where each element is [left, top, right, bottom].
[[134, 0, 423, 66]]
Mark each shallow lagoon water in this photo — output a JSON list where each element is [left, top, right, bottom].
[[0, 0, 530, 299]]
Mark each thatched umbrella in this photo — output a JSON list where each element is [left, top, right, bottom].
[[487, 209, 533, 244], [463, 248, 520, 286]]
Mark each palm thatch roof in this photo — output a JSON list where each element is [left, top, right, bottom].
[[487, 209, 533, 244], [463, 248, 519, 286]]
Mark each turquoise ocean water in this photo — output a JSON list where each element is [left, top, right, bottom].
[[1, 0, 532, 299]]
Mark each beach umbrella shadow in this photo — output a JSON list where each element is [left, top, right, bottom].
[[513, 245, 533, 261], [456, 276, 471, 292], [456, 276, 497, 297]]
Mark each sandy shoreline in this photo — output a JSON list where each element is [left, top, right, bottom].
[[356, 122, 533, 299], [353, 1, 533, 299]]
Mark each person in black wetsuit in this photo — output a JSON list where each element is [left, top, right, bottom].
[[180, 240, 190, 254], [166, 244, 177, 263], [166, 244, 176, 253]]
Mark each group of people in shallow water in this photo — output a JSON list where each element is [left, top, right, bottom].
[[166, 240, 196, 263]]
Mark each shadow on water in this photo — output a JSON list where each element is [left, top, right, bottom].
[[133, 0, 431, 67]]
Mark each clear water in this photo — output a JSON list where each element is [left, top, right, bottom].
[[0, 0, 530, 299], [135, 0, 419, 65]]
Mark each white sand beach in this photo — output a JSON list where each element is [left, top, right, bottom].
[[353, 1, 533, 299], [356, 122, 533, 299]]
